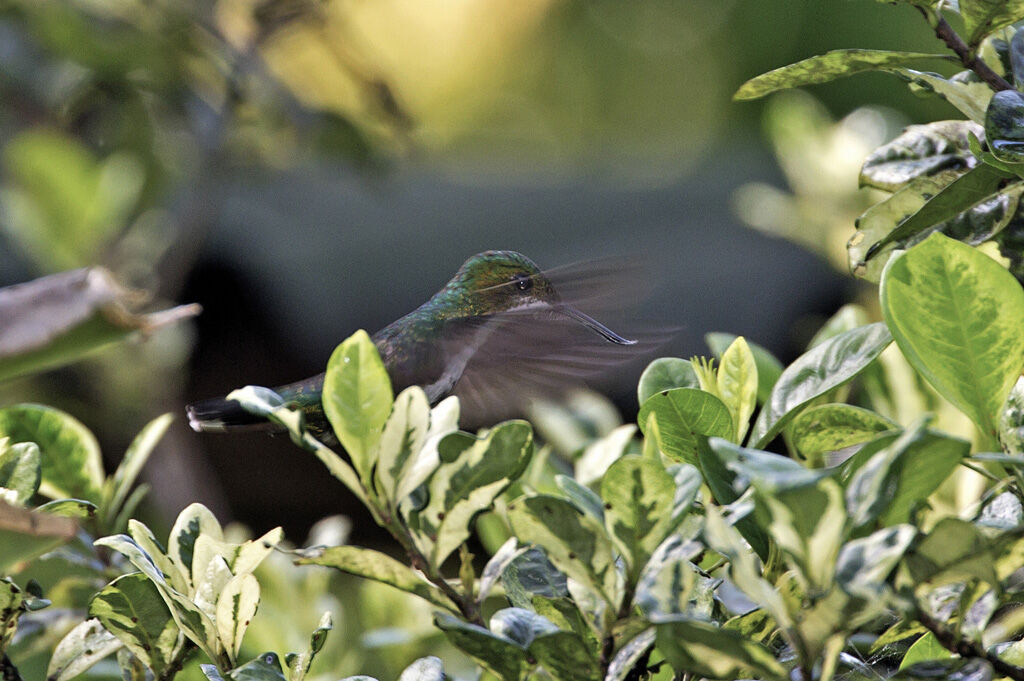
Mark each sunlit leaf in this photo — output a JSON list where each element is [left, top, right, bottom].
[[601, 455, 677, 579], [836, 524, 917, 600], [750, 323, 892, 448], [655, 618, 787, 681], [638, 388, 733, 464], [900, 631, 952, 669], [323, 330, 394, 485], [434, 613, 527, 681], [861, 121, 983, 192], [999, 376, 1024, 453], [101, 413, 172, 529], [397, 656, 445, 681], [707, 332, 784, 404], [717, 337, 758, 442], [960, 0, 1024, 47], [734, 50, 953, 101], [285, 612, 333, 681], [374, 386, 430, 504], [881, 233, 1024, 441], [88, 573, 179, 676], [790, 404, 897, 461], [47, 618, 123, 681], [297, 545, 455, 611], [216, 573, 260, 664], [637, 358, 699, 406], [0, 404, 104, 502], [0, 440, 40, 506], [530, 630, 601, 681]]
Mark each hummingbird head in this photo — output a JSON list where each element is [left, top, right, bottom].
[[443, 251, 636, 345]]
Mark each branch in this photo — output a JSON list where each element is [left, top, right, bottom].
[[917, 608, 1024, 681], [918, 8, 1014, 92]]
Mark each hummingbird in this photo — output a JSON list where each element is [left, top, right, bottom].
[[186, 250, 643, 436]]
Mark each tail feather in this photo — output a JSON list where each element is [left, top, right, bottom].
[[186, 396, 279, 433]]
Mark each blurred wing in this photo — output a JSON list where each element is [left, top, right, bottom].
[[446, 308, 672, 426]]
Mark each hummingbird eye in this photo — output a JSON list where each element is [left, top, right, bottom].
[[512, 273, 533, 292]]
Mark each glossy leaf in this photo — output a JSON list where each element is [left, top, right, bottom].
[[507, 495, 619, 607], [575, 424, 635, 486], [960, 0, 1024, 47], [634, 535, 711, 618], [790, 404, 897, 461], [655, 618, 787, 681], [374, 386, 430, 504], [323, 330, 394, 484], [297, 545, 455, 611], [478, 538, 529, 605], [601, 455, 677, 578], [893, 68, 994, 124], [500, 547, 568, 609], [707, 332, 783, 404], [844, 423, 969, 528], [900, 631, 952, 668], [168, 502, 223, 590], [88, 573, 178, 676], [717, 337, 758, 442], [881, 233, 1024, 441], [987, 89, 1024, 163], [434, 613, 527, 681], [836, 524, 917, 600], [861, 121, 983, 192], [750, 323, 892, 448], [0, 439, 40, 506], [637, 357, 698, 406], [530, 630, 601, 681], [411, 420, 532, 566], [398, 656, 445, 681], [637, 388, 733, 464], [850, 170, 962, 282], [0, 403, 103, 502], [999, 376, 1024, 453], [734, 49, 953, 100], [47, 618, 124, 681], [606, 629, 656, 681], [216, 573, 260, 664]]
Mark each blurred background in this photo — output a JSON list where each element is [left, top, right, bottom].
[[0, 0, 962, 537], [0, 0, 972, 676]]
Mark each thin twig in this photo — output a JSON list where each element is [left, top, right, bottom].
[[917, 608, 1024, 680], [918, 7, 1014, 92]]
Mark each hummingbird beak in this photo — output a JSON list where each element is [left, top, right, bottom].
[[557, 305, 637, 345]]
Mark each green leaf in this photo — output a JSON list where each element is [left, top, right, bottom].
[[881, 232, 1024, 441], [999, 377, 1024, 453], [434, 612, 528, 681], [575, 424, 635, 486], [750, 323, 893, 448], [0, 440, 40, 505], [0, 404, 103, 502], [850, 170, 963, 282], [637, 358, 699, 406], [489, 607, 558, 648], [555, 475, 605, 520], [836, 524, 917, 600], [865, 164, 1020, 261], [987, 89, 1024, 163], [734, 50, 954, 101], [323, 330, 394, 485], [530, 630, 601, 681], [606, 629, 656, 681], [95, 533, 225, 666], [634, 535, 711, 618], [758, 477, 847, 592], [717, 337, 758, 442], [168, 503, 223, 589], [374, 386, 430, 504], [892, 68, 994, 124], [0, 578, 23, 650], [398, 656, 445, 681], [844, 422, 969, 528], [790, 404, 897, 461], [478, 538, 528, 605], [47, 618, 124, 681], [695, 439, 772, 560], [0, 268, 199, 383], [217, 573, 260, 664], [297, 545, 455, 611], [601, 455, 677, 579], [902, 517, 1001, 589], [411, 420, 533, 566], [655, 618, 788, 681], [637, 388, 733, 464], [707, 332, 783, 404], [88, 573, 179, 676], [101, 413, 172, 529], [36, 498, 97, 519], [285, 612, 332, 681], [507, 495, 619, 607], [900, 631, 952, 669], [960, 0, 1024, 47], [861, 121, 984, 192], [500, 548, 568, 609], [127, 519, 190, 595]]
